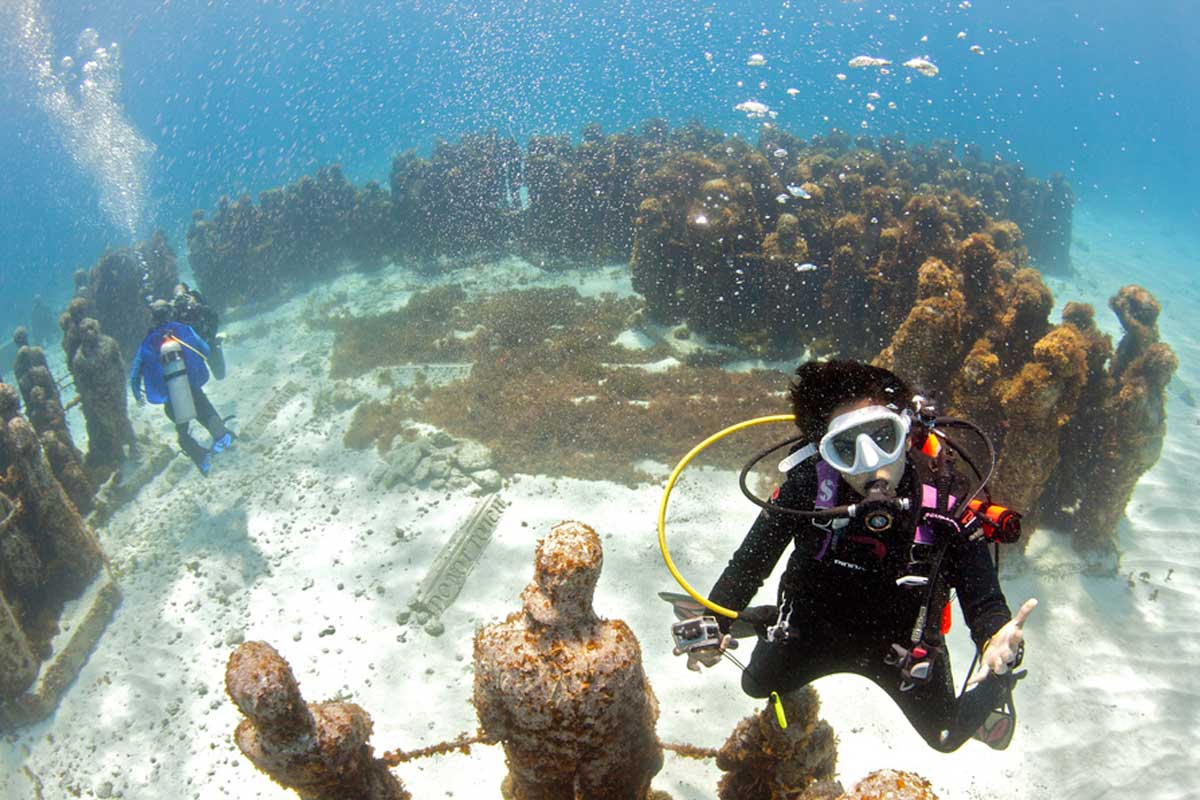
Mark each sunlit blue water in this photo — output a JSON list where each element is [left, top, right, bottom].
[[2, 0, 1197, 336]]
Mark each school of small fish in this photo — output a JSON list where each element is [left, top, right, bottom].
[[903, 57, 939, 77], [734, 99, 773, 118], [849, 55, 891, 69]]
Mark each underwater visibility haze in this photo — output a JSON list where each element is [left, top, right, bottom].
[[0, 1, 1197, 799]]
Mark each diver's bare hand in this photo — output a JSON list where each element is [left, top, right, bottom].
[[676, 634, 731, 671]]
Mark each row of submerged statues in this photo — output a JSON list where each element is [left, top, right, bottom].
[[0, 120, 1175, 728], [1, 233, 232, 711], [186, 121, 1074, 310], [225, 521, 935, 800], [182, 120, 1169, 552]]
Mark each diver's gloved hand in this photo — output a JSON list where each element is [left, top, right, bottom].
[[968, 598, 1038, 688], [676, 633, 732, 672]]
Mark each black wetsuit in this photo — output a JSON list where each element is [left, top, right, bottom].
[[173, 290, 225, 379], [709, 450, 1013, 752]]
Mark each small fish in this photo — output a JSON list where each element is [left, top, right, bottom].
[[970, 44, 985, 55], [920, 34, 929, 43], [848, 55, 891, 69], [747, 53, 767, 66], [796, 263, 819, 272], [776, 193, 791, 204], [887, 100, 897, 109], [787, 184, 811, 199], [734, 99, 771, 118], [865, 103, 876, 111], [957, 31, 967, 39], [773, 148, 788, 157], [704, 51, 713, 62], [867, 91, 881, 100], [903, 56, 939, 77], [694, 214, 709, 225], [836, 72, 847, 81], [959, 0, 972, 8], [786, 87, 800, 96]]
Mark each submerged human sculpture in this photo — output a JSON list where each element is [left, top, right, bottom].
[[473, 520, 665, 800], [72, 317, 137, 481], [0, 380, 106, 706], [10, 327, 92, 512], [715, 686, 837, 800], [225, 640, 409, 800]]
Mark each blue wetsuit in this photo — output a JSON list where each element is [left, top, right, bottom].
[[131, 322, 228, 471], [129, 322, 210, 403]]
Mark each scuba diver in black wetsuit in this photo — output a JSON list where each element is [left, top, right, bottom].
[[674, 360, 1037, 753], [172, 282, 226, 380]]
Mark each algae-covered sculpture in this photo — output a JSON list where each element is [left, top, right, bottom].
[[72, 231, 179, 358], [71, 317, 137, 483], [473, 520, 665, 800], [10, 327, 92, 514], [190, 165, 394, 308], [715, 686, 837, 800], [225, 640, 409, 800], [0, 381, 117, 728]]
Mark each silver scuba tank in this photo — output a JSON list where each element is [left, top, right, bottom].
[[160, 337, 197, 423]]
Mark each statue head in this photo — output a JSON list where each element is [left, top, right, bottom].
[[226, 641, 311, 734], [521, 521, 603, 629]]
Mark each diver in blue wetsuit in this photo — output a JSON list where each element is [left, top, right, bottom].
[[130, 300, 234, 475]]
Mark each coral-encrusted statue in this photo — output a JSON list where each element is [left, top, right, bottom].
[[71, 317, 137, 482], [225, 641, 409, 800], [715, 686, 837, 800], [473, 520, 665, 800], [10, 327, 93, 513], [1065, 287, 1177, 549], [834, 770, 940, 800], [0, 382, 102, 591]]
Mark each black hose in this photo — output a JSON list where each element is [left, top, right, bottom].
[[737, 434, 852, 519], [932, 417, 996, 517]]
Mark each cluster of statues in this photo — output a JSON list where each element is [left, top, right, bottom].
[[225, 521, 942, 800], [0, 381, 105, 709], [186, 121, 1074, 309]]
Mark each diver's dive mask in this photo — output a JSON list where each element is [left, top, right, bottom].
[[818, 405, 911, 493]]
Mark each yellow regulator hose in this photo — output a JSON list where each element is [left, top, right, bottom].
[[657, 414, 796, 619]]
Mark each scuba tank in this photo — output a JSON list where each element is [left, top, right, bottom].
[[160, 337, 197, 423]]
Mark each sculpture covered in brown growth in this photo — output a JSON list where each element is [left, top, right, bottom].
[[389, 131, 523, 268], [10, 328, 92, 513], [1041, 287, 1178, 550], [0, 381, 105, 702], [831, 770, 940, 800], [72, 231, 179, 358], [473, 520, 664, 800], [71, 318, 137, 483], [225, 640, 409, 800], [715, 687, 837, 800], [190, 165, 394, 309]]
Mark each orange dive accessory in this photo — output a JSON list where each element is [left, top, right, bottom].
[[963, 499, 1022, 544]]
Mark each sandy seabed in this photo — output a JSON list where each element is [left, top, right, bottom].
[[2, 203, 1198, 800]]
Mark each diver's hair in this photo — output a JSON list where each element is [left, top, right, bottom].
[[789, 360, 913, 442], [149, 299, 172, 323]]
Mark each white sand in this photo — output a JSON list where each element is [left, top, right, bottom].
[[2, 205, 1197, 799]]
